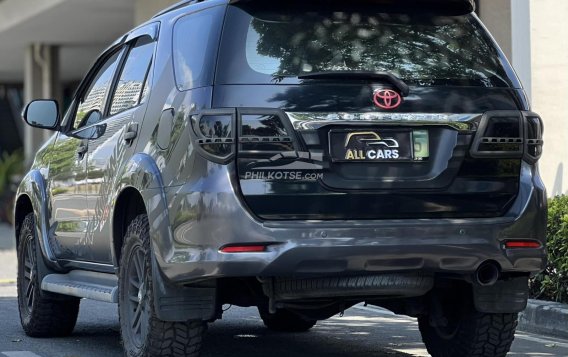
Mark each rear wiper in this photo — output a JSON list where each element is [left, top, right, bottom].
[[298, 71, 410, 96]]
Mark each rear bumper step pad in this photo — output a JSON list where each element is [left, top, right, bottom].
[[264, 273, 434, 301]]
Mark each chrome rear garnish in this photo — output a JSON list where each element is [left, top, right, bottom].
[[286, 112, 481, 131]]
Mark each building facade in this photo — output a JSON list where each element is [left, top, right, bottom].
[[0, 0, 566, 196]]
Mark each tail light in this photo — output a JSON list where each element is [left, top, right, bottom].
[[189, 109, 236, 164], [238, 109, 297, 154], [190, 109, 300, 163], [470, 110, 543, 163], [524, 112, 544, 163]]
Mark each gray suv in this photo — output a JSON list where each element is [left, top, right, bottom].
[[15, 0, 547, 356]]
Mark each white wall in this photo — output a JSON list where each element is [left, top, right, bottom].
[[529, 0, 568, 196]]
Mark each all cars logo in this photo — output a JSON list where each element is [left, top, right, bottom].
[[373, 89, 402, 110], [344, 132, 400, 160]]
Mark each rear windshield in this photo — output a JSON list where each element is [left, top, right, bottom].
[[217, 4, 516, 87]]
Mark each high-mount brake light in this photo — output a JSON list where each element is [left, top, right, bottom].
[[189, 109, 236, 164], [470, 110, 543, 163], [503, 240, 542, 249]]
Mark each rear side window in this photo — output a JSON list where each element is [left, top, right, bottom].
[[110, 37, 155, 116], [73, 51, 122, 130], [218, 4, 515, 87], [173, 6, 225, 91]]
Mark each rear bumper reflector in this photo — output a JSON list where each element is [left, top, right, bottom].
[[220, 245, 268, 253], [503, 240, 542, 249]]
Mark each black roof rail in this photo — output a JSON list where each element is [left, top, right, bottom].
[[228, 0, 475, 13], [152, 0, 205, 19], [154, 0, 475, 19]]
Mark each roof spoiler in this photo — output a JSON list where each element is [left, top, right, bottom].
[[228, 0, 476, 14]]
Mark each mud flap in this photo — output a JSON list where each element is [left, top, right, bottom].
[[473, 276, 529, 313], [151, 256, 217, 322]]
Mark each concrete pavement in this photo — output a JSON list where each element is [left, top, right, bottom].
[[0, 298, 566, 357]]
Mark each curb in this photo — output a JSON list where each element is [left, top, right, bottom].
[[519, 299, 568, 339]]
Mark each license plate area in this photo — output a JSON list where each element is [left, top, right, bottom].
[[329, 129, 429, 162]]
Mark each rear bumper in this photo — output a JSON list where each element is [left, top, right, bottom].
[[154, 162, 546, 284]]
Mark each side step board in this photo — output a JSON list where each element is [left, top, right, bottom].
[[41, 270, 118, 303]]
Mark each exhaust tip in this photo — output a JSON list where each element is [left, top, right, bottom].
[[475, 262, 500, 287]]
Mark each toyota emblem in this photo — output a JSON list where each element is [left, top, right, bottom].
[[373, 89, 402, 110]]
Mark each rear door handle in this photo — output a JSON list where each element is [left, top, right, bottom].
[[77, 143, 88, 160], [124, 123, 138, 144]]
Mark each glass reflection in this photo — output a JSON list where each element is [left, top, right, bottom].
[[244, 9, 510, 87]]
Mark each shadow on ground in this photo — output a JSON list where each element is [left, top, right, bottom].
[[0, 298, 418, 357]]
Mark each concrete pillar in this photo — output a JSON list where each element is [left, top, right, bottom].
[[24, 43, 61, 165], [135, 0, 178, 25]]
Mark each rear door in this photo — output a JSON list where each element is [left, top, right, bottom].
[[85, 24, 158, 264], [214, 2, 528, 220]]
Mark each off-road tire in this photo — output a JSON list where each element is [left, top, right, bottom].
[[418, 308, 518, 357], [17, 213, 80, 337], [259, 307, 317, 332], [118, 214, 206, 357]]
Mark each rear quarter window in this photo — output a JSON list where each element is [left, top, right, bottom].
[[173, 5, 225, 91]]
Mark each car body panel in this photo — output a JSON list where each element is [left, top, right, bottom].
[[157, 161, 546, 283], [85, 109, 145, 263], [113, 154, 175, 266], [45, 132, 90, 260]]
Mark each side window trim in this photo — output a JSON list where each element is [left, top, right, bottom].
[[126, 22, 160, 43], [138, 58, 153, 104]]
